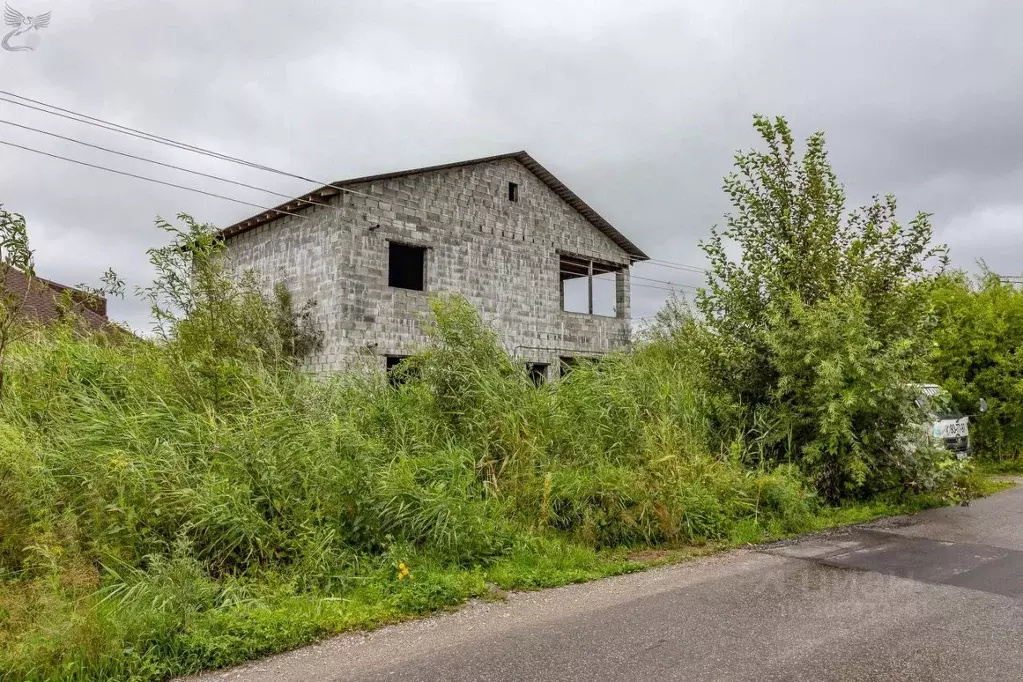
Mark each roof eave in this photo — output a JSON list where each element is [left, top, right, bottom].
[[218, 151, 649, 261], [511, 152, 649, 261]]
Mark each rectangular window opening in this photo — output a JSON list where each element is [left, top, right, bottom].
[[388, 242, 425, 291], [508, 182, 519, 202], [559, 254, 622, 316], [526, 362, 548, 385], [386, 354, 411, 386], [559, 356, 577, 377]]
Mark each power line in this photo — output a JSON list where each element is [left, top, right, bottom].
[[0, 117, 350, 217], [558, 267, 698, 290], [630, 273, 700, 290], [0, 134, 702, 294], [0, 89, 718, 274], [0, 138, 307, 219], [0, 89, 727, 283], [641, 258, 707, 274], [631, 281, 690, 294], [572, 270, 699, 291], [561, 274, 692, 294], [0, 90, 373, 200], [0, 128, 703, 294], [2, 138, 695, 301], [0, 111, 703, 310], [0, 129, 704, 294], [0, 89, 717, 275]]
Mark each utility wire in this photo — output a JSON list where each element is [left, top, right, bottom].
[[559, 274, 692, 294], [0, 90, 372, 199], [1, 140, 695, 300], [0, 119, 702, 309], [1, 133, 702, 294], [0, 117, 352, 216], [0, 89, 716, 273], [630, 281, 687, 294], [642, 259, 707, 273], [0, 138, 307, 218], [631, 273, 700, 290], [0, 128, 703, 295], [0, 90, 724, 284], [0, 121, 712, 286], [0, 125, 698, 292]]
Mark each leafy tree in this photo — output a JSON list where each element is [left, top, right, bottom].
[[0, 205, 36, 399], [929, 267, 1023, 459], [271, 282, 324, 363], [138, 213, 324, 407], [694, 116, 947, 499]]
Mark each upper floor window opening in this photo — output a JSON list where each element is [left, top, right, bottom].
[[388, 242, 426, 291], [559, 254, 623, 317]]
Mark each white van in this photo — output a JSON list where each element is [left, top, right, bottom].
[[913, 384, 986, 460]]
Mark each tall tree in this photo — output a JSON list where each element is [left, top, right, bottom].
[[696, 116, 947, 498]]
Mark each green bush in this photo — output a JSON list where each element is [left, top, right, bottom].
[[0, 284, 818, 681], [669, 115, 950, 500], [929, 268, 1023, 459]]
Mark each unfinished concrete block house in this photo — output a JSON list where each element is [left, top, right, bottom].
[[219, 151, 648, 379]]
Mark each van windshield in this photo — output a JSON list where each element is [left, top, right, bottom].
[[926, 392, 963, 420]]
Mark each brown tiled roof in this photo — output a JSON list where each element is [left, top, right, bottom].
[[218, 151, 649, 260], [3, 267, 109, 331]]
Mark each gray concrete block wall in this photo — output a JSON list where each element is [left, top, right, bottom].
[[224, 157, 634, 373]]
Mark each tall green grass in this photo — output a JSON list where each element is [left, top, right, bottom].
[[0, 296, 920, 680]]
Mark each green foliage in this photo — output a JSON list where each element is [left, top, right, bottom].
[[0, 205, 35, 398], [0, 205, 33, 274], [136, 214, 324, 409], [271, 282, 324, 361], [929, 268, 1023, 459], [687, 115, 947, 499], [765, 290, 928, 499], [977, 457, 1023, 475], [0, 138, 982, 680], [0, 286, 819, 680]]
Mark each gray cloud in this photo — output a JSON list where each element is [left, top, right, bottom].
[[2, 0, 1021, 330]]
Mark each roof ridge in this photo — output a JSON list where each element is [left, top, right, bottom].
[[218, 151, 648, 260]]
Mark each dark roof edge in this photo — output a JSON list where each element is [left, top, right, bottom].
[[4, 266, 110, 323], [217, 151, 648, 261], [5, 267, 107, 309]]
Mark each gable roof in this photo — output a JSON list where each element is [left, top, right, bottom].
[[3, 267, 110, 331], [219, 151, 648, 260]]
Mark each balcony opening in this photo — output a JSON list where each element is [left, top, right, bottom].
[[559, 254, 622, 317], [388, 242, 425, 291]]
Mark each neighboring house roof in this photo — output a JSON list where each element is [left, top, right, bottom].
[[218, 151, 649, 261], [2, 267, 109, 331]]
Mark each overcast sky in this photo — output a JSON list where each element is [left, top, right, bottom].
[[1, 0, 1019, 330]]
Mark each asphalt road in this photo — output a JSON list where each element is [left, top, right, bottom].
[[187, 480, 1023, 682]]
